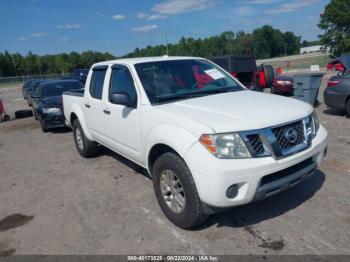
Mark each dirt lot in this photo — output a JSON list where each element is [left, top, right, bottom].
[[0, 72, 350, 255]]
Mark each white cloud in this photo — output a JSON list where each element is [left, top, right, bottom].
[[18, 37, 27, 41], [151, 0, 218, 15], [57, 24, 81, 29], [233, 6, 256, 17], [266, 0, 320, 14], [30, 32, 47, 37], [137, 12, 149, 19], [147, 14, 167, 20], [112, 14, 125, 20], [132, 24, 158, 33], [136, 12, 167, 20]]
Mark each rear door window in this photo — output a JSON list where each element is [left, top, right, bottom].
[[89, 68, 107, 100]]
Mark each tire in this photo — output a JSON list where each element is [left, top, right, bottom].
[[152, 152, 208, 229], [346, 98, 350, 118], [3, 115, 10, 122], [270, 84, 276, 94], [33, 110, 38, 120], [263, 64, 274, 88], [15, 109, 33, 119], [73, 119, 97, 158], [40, 121, 49, 133]]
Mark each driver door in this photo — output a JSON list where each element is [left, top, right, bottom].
[[101, 64, 142, 163]]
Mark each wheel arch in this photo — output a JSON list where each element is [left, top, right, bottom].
[[69, 105, 94, 141], [144, 124, 199, 175]]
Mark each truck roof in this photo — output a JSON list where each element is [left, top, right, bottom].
[[92, 56, 203, 67]]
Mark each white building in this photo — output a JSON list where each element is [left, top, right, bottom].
[[300, 45, 323, 54]]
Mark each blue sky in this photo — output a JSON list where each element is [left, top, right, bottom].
[[0, 0, 329, 56]]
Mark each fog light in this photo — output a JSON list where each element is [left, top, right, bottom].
[[226, 184, 238, 199]]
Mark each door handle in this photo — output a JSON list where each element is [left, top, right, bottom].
[[85, 103, 91, 108], [103, 109, 111, 115]]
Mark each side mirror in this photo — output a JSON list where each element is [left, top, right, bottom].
[[110, 92, 136, 108]]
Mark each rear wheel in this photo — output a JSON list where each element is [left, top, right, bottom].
[[73, 119, 97, 158], [152, 152, 208, 229]]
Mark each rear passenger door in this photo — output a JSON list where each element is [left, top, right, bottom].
[[84, 65, 108, 142], [101, 64, 142, 162]]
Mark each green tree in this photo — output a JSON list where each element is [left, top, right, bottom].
[[319, 0, 350, 56]]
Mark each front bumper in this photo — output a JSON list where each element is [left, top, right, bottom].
[[184, 125, 328, 208], [42, 114, 65, 129]]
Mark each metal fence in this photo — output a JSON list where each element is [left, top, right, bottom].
[[0, 73, 71, 88]]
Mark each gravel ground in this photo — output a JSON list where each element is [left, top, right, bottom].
[[0, 72, 349, 255]]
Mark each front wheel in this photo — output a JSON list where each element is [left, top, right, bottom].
[[152, 152, 208, 229], [72, 119, 97, 158], [346, 98, 350, 118], [40, 121, 48, 133]]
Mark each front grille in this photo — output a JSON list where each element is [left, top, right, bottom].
[[246, 134, 265, 155], [271, 120, 305, 151], [241, 117, 310, 159]]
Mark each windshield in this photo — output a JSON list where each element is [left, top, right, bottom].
[[42, 81, 80, 97], [134, 59, 244, 103]]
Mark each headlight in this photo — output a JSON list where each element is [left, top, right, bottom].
[[42, 108, 62, 114], [199, 133, 251, 159], [311, 111, 320, 136]]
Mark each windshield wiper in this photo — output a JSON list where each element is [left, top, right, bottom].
[[155, 87, 241, 104], [155, 94, 196, 103]]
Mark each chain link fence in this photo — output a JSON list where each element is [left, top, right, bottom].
[[0, 73, 71, 89]]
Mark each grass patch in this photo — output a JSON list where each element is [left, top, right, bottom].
[[0, 82, 22, 89], [267, 55, 330, 71]]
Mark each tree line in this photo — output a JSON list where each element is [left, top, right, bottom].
[[0, 51, 115, 77], [319, 0, 350, 57], [124, 25, 301, 59]]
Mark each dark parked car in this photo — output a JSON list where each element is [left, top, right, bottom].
[[22, 80, 33, 99], [27, 80, 46, 106], [324, 73, 350, 116], [271, 74, 294, 95], [324, 54, 350, 116], [32, 80, 81, 132]]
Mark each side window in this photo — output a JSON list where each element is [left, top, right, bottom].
[[89, 69, 107, 100], [109, 67, 137, 103]]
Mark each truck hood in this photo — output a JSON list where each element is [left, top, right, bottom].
[[40, 96, 62, 108], [156, 90, 312, 133]]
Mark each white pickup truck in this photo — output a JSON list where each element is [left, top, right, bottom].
[[63, 56, 328, 229]]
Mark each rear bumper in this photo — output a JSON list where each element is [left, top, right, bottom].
[[274, 84, 293, 94], [184, 125, 328, 208], [324, 88, 346, 109]]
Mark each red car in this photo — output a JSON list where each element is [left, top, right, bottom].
[[271, 74, 294, 95]]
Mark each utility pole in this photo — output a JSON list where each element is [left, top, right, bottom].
[[165, 31, 169, 56], [284, 42, 287, 57]]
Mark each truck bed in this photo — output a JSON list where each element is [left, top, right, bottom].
[[63, 88, 84, 97]]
